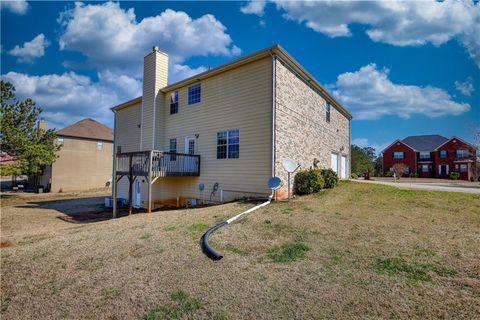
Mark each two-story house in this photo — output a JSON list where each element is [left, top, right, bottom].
[[382, 134, 477, 180], [38, 118, 114, 192], [111, 45, 352, 214]]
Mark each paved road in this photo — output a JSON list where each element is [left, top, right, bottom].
[[353, 179, 480, 194]]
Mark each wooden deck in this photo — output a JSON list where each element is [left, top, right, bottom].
[[115, 150, 200, 177], [113, 150, 200, 216]]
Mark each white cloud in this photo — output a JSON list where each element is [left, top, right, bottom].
[[242, 0, 480, 67], [332, 64, 470, 120], [455, 77, 475, 96], [8, 34, 50, 63], [1, 0, 29, 15], [240, 1, 266, 16], [352, 138, 369, 147], [1, 71, 142, 129], [170, 64, 207, 84], [58, 2, 241, 78], [352, 138, 389, 155]]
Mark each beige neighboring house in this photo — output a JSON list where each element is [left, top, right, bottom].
[[38, 118, 113, 192], [112, 44, 352, 213]]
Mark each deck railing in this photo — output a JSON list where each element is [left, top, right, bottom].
[[116, 150, 200, 177]]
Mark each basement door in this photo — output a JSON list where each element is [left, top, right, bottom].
[[184, 137, 196, 173], [133, 180, 141, 208]]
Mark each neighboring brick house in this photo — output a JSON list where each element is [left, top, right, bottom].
[[112, 45, 352, 212], [382, 134, 477, 180]]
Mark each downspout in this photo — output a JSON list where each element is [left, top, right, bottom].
[[112, 110, 118, 218], [268, 50, 276, 178]]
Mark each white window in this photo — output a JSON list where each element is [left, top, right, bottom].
[[439, 150, 447, 158], [393, 152, 404, 159], [331, 153, 338, 173], [456, 150, 469, 158], [188, 84, 201, 105], [421, 165, 429, 172], [419, 152, 430, 159], [169, 138, 177, 161], [217, 130, 239, 159], [460, 164, 468, 172], [97, 141, 103, 150], [57, 137, 64, 145]]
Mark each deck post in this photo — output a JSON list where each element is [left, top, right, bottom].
[[128, 155, 133, 215], [112, 153, 118, 218], [147, 150, 153, 213]]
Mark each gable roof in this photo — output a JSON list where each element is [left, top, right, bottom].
[[111, 44, 352, 120], [57, 118, 113, 142], [401, 134, 448, 151], [434, 136, 477, 151], [381, 139, 416, 153]]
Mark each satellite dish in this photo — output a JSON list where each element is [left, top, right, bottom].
[[282, 159, 300, 173], [267, 177, 282, 190]]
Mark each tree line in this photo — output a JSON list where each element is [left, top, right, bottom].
[[0, 80, 60, 186]]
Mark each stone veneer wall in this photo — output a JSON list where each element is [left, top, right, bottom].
[[274, 59, 350, 196]]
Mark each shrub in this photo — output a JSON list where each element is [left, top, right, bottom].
[[450, 172, 459, 180], [294, 168, 324, 195], [409, 173, 419, 178], [321, 168, 339, 188], [351, 173, 359, 179], [385, 171, 394, 177]]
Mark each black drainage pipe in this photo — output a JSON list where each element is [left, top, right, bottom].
[[201, 221, 228, 260]]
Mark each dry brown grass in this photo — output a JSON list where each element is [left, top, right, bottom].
[[1, 182, 479, 319]]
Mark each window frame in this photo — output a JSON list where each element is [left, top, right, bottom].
[[217, 129, 240, 159], [169, 138, 177, 161], [419, 151, 430, 159], [97, 141, 103, 151], [456, 149, 469, 158], [57, 137, 64, 146], [170, 91, 179, 114], [460, 164, 468, 172], [393, 151, 404, 159], [188, 83, 201, 105], [325, 103, 331, 123], [439, 150, 447, 158]]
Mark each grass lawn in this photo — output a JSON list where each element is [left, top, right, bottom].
[[1, 182, 479, 319]]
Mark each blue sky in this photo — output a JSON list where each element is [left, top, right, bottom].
[[1, 0, 479, 153]]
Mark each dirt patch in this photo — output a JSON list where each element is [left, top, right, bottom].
[[0, 242, 12, 248]]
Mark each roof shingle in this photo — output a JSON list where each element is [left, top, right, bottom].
[[57, 118, 113, 142], [401, 134, 448, 151]]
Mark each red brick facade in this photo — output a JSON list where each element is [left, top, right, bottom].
[[383, 141, 417, 175], [383, 137, 477, 181]]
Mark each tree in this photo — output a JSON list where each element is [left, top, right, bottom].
[[392, 163, 408, 180], [0, 81, 60, 187], [374, 155, 383, 176], [351, 145, 375, 175]]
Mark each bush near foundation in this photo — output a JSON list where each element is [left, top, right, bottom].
[[450, 172, 459, 180], [321, 168, 339, 189], [294, 168, 324, 195]]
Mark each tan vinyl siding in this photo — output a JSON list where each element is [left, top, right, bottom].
[[141, 50, 168, 150], [115, 103, 141, 153], [151, 57, 273, 203]]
